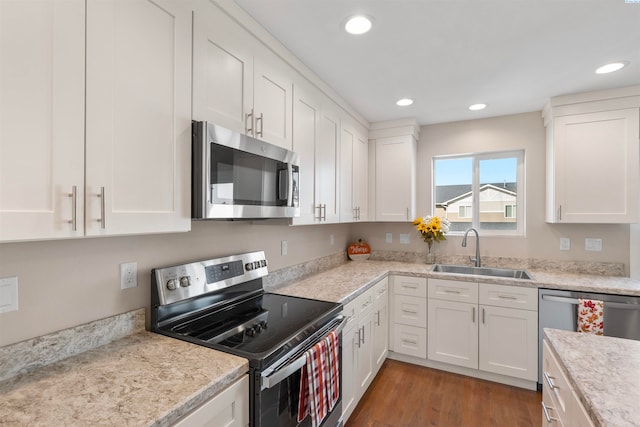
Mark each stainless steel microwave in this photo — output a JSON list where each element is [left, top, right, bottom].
[[192, 121, 300, 219]]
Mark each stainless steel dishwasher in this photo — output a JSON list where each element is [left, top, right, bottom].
[[538, 288, 640, 384]]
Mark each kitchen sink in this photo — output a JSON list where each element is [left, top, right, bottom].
[[431, 264, 533, 280]]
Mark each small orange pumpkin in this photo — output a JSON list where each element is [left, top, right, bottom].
[[348, 239, 371, 260]]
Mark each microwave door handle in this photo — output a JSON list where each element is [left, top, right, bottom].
[[278, 167, 290, 203]]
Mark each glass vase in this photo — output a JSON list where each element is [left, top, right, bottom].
[[425, 242, 436, 264]]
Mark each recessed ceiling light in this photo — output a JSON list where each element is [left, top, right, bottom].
[[345, 15, 372, 35], [595, 62, 627, 74], [396, 98, 413, 106], [469, 103, 487, 111]]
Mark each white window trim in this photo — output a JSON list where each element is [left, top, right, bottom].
[[433, 150, 525, 236]]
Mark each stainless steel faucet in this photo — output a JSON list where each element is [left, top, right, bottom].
[[462, 228, 481, 267]]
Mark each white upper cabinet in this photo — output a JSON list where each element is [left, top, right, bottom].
[[340, 118, 369, 222], [370, 120, 420, 222], [1, 0, 191, 242], [543, 86, 640, 223], [85, 0, 191, 236], [192, 0, 293, 150], [0, 0, 86, 241], [291, 82, 340, 225]]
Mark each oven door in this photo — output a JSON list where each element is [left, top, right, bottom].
[[255, 317, 346, 427]]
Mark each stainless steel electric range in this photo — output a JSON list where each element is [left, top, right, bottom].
[[150, 251, 345, 427]]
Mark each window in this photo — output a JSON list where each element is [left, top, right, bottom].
[[433, 150, 524, 235], [459, 205, 472, 218], [504, 204, 516, 218]]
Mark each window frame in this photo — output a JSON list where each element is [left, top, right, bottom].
[[432, 150, 525, 236]]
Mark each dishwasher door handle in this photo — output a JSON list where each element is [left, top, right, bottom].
[[541, 294, 640, 310]]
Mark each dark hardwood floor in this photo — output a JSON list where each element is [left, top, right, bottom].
[[345, 360, 542, 427]]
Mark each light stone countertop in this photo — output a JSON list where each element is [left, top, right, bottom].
[[0, 312, 248, 427], [544, 329, 640, 427], [269, 260, 640, 304]]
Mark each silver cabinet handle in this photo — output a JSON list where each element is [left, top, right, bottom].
[[402, 284, 417, 289], [544, 371, 557, 389], [472, 306, 476, 323], [359, 326, 365, 345], [401, 338, 417, 345], [315, 204, 323, 221], [97, 187, 106, 229], [444, 289, 461, 294], [68, 186, 77, 231], [406, 207, 409, 220], [375, 310, 380, 326], [541, 402, 558, 423], [558, 205, 562, 221], [402, 308, 418, 314], [482, 307, 485, 324], [256, 112, 264, 137], [498, 294, 518, 300], [322, 204, 326, 221], [245, 109, 254, 135]]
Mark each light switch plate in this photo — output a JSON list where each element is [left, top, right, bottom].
[[585, 238, 602, 251], [560, 237, 571, 251], [386, 233, 393, 243], [399, 233, 410, 244], [0, 276, 19, 313], [329, 234, 334, 245]]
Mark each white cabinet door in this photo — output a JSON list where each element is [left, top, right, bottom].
[[339, 123, 355, 222], [292, 83, 321, 224], [479, 305, 538, 381], [85, 0, 191, 236], [317, 102, 340, 223], [372, 278, 389, 374], [375, 136, 416, 222], [192, 0, 254, 133], [548, 108, 639, 223], [356, 309, 374, 398], [253, 55, 293, 150], [341, 320, 358, 422], [427, 298, 478, 369], [175, 376, 249, 427], [353, 130, 369, 221], [0, 0, 85, 241]]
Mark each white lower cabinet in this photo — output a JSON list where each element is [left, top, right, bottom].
[[542, 339, 594, 427], [427, 298, 478, 369], [391, 276, 427, 359], [425, 278, 538, 384], [341, 277, 388, 423], [175, 375, 249, 427]]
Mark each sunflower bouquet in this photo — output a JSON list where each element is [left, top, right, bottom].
[[413, 215, 450, 249]]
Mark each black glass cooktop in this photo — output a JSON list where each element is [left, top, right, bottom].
[[168, 292, 341, 368]]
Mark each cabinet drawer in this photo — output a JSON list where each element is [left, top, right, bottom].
[[479, 283, 537, 310], [358, 287, 375, 315], [392, 324, 426, 359], [542, 340, 572, 423], [393, 294, 427, 327], [374, 277, 389, 300], [393, 276, 427, 297], [542, 384, 565, 427], [428, 278, 478, 303]]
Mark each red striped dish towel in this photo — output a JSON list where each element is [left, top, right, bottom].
[[325, 331, 340, 411], [297, 330, 340, 426], [577, 298, 604, 335], [297, 339, 328, 426]]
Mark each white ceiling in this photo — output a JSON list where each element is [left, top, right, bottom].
[[234, 0, 640, 125]]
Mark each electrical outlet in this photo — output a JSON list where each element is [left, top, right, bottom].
[[330, 234, 334, 245], [399, 233, 410, 244], [386, 233, 392, 243], [120, 262, 137, 289], [585, 238, 602, 251], [560, 237, 571, 251], [281, 240, 288, 256], [0, 276, 19, 313]]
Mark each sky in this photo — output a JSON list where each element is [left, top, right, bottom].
[[434, 157, 517, 186]]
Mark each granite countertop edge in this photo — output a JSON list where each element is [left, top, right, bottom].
[[543, 328, 640, 427]]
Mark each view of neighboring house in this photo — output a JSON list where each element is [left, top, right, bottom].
[[435, 182, 517, 231]]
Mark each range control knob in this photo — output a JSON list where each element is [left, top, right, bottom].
[[259, 321, 268, 329], [166, 279, 178, 290], [261, 260, 268, 267], [246, 327, 256, 337], [179, 276, 191, 287], [254, 323, 262, 333], [245, 263, 253, 271]]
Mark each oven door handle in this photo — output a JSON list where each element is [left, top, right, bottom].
[[261, 315, 348, 390]]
